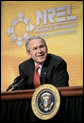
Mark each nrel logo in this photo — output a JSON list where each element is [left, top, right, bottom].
[[36, 5, 77, 35], [7, 5, 77, 47], [36, 5, 74, 25], [7, 12, 35, 47]]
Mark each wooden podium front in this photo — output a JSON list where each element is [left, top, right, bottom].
[[1, 86, 83, 122]]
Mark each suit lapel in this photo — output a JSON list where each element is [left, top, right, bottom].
[[30, 60, 35, 86], [40, 67, 47, 84], [26, 59, 35, 88], [40, 54, 51, 84]]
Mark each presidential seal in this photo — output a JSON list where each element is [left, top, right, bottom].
[[31, 84, 60, 120]]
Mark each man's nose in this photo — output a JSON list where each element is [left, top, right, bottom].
[[37, 47, 42, 52]]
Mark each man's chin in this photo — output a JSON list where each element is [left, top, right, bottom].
[[37, 59, 45, 64]]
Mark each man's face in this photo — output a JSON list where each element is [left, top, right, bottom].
[[28, 39, 48, 64]]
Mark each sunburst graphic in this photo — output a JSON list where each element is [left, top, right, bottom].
[[7, 12, 35, 47]]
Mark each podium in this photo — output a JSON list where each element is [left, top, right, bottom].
[[1, 86, 83, 122]]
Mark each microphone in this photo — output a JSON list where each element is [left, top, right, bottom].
[[6, 76, 22, 91], [12, 75, 28, 90]]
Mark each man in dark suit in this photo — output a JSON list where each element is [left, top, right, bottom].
[[15, 36, 69, 90]]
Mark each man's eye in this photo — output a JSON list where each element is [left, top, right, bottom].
[[33, 47, 37, 50], [40, 45, 45, 48]]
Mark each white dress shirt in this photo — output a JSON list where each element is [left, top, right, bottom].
[[35, 62, 43, 76]]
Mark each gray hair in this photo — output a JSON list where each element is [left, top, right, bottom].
[[25, 36, 47, 52]]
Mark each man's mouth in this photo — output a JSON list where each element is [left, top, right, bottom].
[[37, 53, 45, 57]]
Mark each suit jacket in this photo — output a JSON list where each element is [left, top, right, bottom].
[[15, 54, 69, 90]]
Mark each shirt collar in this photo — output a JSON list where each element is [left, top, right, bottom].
[[35, 62, 43, 68]]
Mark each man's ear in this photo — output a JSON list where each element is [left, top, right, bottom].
[[26, 51, 31, 58]]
